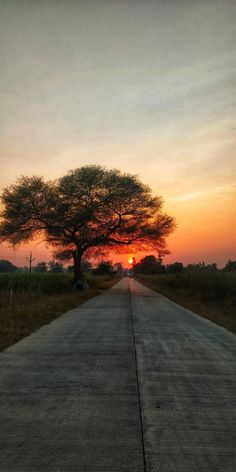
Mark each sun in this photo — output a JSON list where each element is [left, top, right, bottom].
[[128, 257, 135, 265]]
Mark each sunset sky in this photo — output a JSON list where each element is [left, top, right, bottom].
[[1, 0, 235, 268]]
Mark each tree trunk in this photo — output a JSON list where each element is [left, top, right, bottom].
[[73, 249, 83, 283]]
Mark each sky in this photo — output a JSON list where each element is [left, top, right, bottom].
[[0, 0, 235, 268]]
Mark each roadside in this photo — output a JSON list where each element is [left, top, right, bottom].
[[0, 275, 119, 352], [136, 275, 236, 334]]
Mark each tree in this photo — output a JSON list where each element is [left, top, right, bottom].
[[48, 259, 63, 273], [134, 255, 165, 275], [224, 260, 236, 271], [92, 260, 114, 276], [0, 165, 175, 282], [0, 259, 17, 273], [33, 261, 48, 273]]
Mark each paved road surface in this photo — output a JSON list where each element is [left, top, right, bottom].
[[0, 277, 235, 471]]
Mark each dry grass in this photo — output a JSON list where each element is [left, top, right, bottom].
[[137, 273, 236, 334], [0, 274, 120, 352]]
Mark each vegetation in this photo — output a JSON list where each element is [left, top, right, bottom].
[[92, 260, 115, 276], [1, 254, 235, 352], [0, 165, 175, 281], [137, 267, 236, 333], [0, 259, 17, 273], [34, 261, 48, 273], [224, 259, 236, 271], [0, 272, 119, 352], [48, 259, 63, 273]]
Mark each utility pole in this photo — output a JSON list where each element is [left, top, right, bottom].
[[26, 251, 35, 273]]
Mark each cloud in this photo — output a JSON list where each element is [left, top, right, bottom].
[[174, 185, 228, 203]]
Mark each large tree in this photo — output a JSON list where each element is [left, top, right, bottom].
[[0, 165, 175, 281]]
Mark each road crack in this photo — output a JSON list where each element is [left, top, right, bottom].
[[128, 279, 147, 472]]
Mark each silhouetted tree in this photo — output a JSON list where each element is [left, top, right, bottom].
[[0, 259, 17, 273], [134, 255, 165, 274], [48, 260, 63, 273], [224, 260, 236, 271], [0, 165, 175, 282], [33, 261, 48, 273], [92, 260, 114, 275]]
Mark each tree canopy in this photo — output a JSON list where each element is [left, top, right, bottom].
[[0, 165, 175, 280], [134, 255, 165, 275]]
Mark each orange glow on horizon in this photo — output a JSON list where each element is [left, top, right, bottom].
[[0, 185, 235, 269]]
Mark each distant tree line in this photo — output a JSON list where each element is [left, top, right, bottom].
[[133, 256, 236, 275], [0, 259, 63, 273], [0, 256, 235, 275], [0, 258, 122, 276]]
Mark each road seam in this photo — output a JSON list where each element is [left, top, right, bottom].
[[128, 279, 147, 472]]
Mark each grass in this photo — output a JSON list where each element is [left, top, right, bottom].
[[0, 273, 119, 352], [136, 270, 236, 334]]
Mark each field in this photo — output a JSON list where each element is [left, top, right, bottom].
[[137, 269, 236, 333], [0, 272, 119, 352]]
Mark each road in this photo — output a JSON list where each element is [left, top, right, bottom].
[[0, 277, 235, 471]]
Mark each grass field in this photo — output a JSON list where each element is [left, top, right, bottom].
[[0, 273, 119, 352], [137, 269, 236, 333], [1, 270, 235, 352]]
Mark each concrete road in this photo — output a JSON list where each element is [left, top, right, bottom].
[[0, 278, 235, 472]]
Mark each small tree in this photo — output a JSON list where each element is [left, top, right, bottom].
[[0, 165, 175, 282], [34, 261, 48, 273], [48, 259, 63, 273], [224, 260, 236, 271], [92, 260, 114, 276]]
